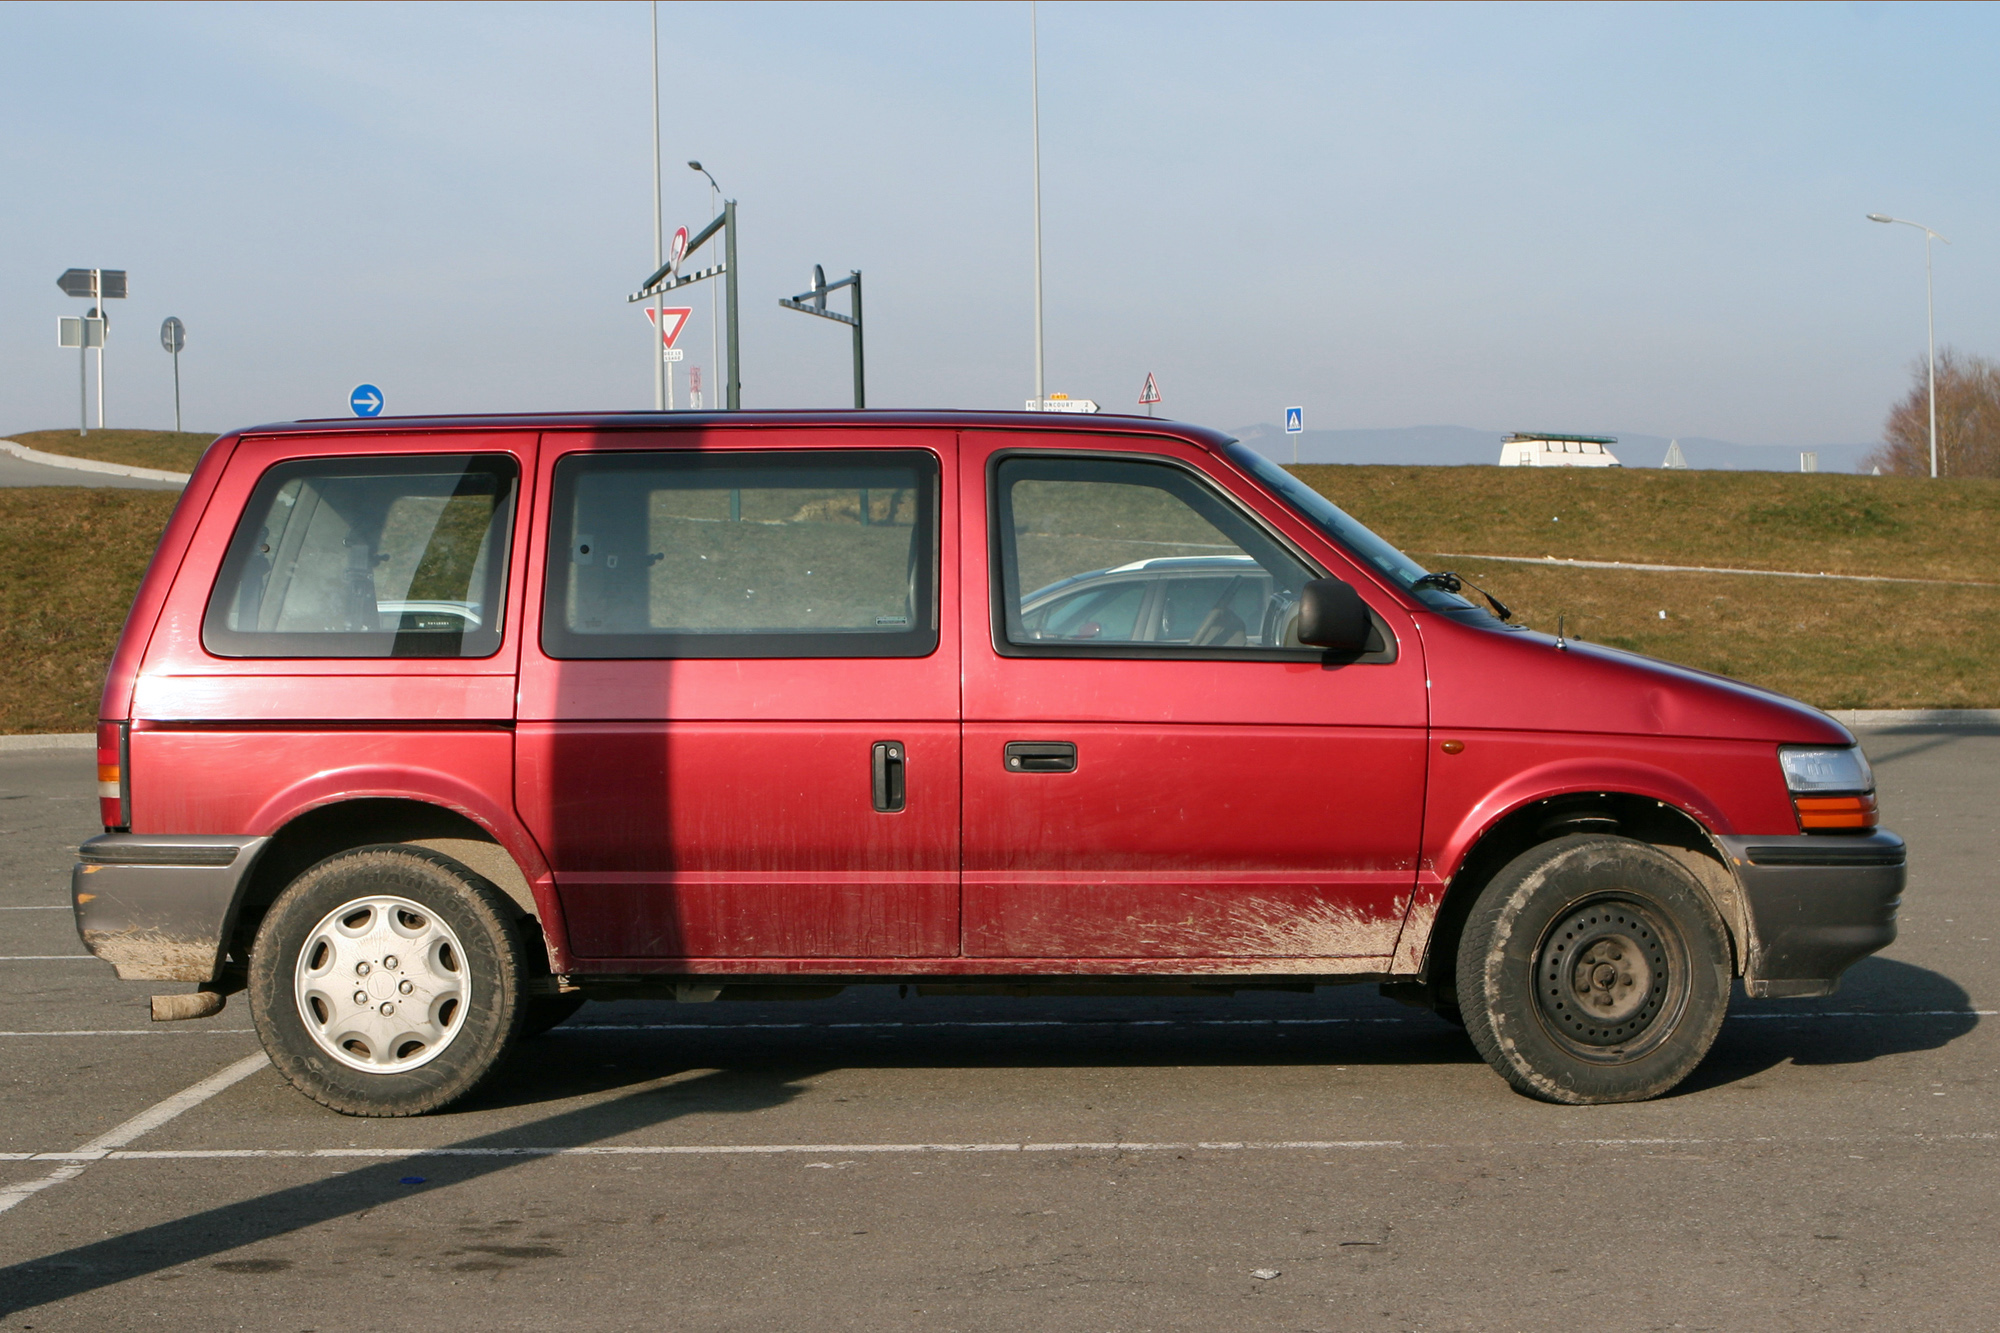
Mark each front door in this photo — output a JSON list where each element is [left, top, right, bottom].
[[516, 431, 960, 964], [961, 434, 1427, 970]]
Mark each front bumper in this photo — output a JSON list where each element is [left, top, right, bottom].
[[72, 835, 270, 982], [1716, 829, 1905, 998]]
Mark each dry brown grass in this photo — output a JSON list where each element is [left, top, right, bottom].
[[5, 428, 217, 474], [0, 488, 180, 733]]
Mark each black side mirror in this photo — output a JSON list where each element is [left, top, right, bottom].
[[1296, 578, 1373, 653]]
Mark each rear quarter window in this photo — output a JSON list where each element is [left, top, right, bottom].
[[201, 454, 518, 659]]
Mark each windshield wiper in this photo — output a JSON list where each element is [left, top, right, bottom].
[[1411, 570, 1512, 622]]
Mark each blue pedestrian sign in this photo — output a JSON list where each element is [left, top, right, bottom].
[[1285, 406, 1303, 434], [350, 384, 384, 417]]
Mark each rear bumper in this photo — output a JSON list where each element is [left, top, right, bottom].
[[71, 835, 269, 982], [1716, 830, 1905, 999]]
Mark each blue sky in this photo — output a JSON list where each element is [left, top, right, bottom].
[[1, 1, 1995, 448]]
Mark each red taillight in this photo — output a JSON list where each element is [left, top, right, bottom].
[[1794, 793, 1878, 832], [96, 720, 129, 830]]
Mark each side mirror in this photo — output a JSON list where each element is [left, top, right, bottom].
[[1296, 578, 1373, 653]]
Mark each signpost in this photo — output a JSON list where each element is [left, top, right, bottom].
[[1025, 395, 1099, 413], [56, 268, 126, 432], [1139, 372, 1161, 417], [160, 318, 187, 433], [56, 315, 104, 436], [350, 384, 385, 418], [643, 306, 694, 408], [632, 201, 739, 409], [779, 265, 865, 409], [1285, 406, 1304, 464]]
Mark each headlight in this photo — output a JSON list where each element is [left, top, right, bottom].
[[1779, 746, 1878, 832]]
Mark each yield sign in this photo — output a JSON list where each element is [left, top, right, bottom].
[[1138, 372, 1161, 405], [645, 306, 694, 347]]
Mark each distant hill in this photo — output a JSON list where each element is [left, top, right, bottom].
[[1230, 422, 1877, 473]]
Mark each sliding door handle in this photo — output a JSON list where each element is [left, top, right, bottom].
[[1004, 741, 1077, 773], [871, 741, 906, 812]]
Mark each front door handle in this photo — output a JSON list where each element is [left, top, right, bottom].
[[1004, 741, 1077, 773], [872, 741, 906, 812]]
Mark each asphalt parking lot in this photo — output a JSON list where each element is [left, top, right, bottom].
[[0, 725, 1993, 1331]]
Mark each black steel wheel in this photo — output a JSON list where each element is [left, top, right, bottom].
[[248, 845, 527, 1116], [1457, 835, 1731, 1105]]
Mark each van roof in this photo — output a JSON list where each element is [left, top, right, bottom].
[[234, 409, 1238, 452]]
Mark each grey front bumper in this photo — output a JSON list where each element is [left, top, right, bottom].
[[72, 835, 270, 982], [1716, 829, 1905, 999]]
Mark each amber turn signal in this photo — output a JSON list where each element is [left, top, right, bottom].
[[1440, 740, 1465, 754], [1794, 793, 1878, 831]]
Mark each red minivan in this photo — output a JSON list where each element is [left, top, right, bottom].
[[73, 412, 1903, 1114]]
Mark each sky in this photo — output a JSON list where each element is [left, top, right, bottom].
[[1, 1, 1996, 450]]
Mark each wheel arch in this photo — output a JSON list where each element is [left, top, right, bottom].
[[228, 796, 563, 976], [1415, 790, 1750, 996]]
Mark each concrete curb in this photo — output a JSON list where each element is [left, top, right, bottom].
[[1830, 709, 2000, 728], [0, 734, 93, 751], [0, 440, 190, 484]]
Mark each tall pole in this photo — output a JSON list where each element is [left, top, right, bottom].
[[724, 198, 740, 409], [172, 346, 182, 433], [93, 269, 105, 431], [1920, 228, 1936, 478], [650, 1, 665, 412], [1030, 0, 1045, 404], [1867, 214, 1950, 478], [78, 330, 87, 437], [850, 271, 865, 410]]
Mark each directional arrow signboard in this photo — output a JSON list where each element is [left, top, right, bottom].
[[350, 384, 384, 418]]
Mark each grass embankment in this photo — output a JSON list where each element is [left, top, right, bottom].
[[5, 428, 217, 474], [0, 489, 180, 733], [1301, 466, 2000, 709], [0, 463, 1993, 733]]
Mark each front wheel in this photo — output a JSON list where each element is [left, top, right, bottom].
[[248, 846, 527, 1116], [1457, 835, 1731, 1105]]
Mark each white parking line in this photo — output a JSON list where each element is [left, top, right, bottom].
[[0, 905, 69, 911], [3, 1130, 1996, 1166], [0, 1051, 268, 1215]]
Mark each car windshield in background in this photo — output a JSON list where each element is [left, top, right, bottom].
[[1222, 443, 1475, 613]]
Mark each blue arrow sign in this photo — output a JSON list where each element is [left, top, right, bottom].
[[1285, 406, 1303, 434], [350, 384, 384, 418]]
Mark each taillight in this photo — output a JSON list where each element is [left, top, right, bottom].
[[1779, 746, 1878, 834], [97, 720, 130, 831]]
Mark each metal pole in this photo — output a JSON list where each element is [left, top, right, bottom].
[[724, 199, 740, 409], [1030, 1, 1045, 404], [650, 1, 665, 412], [78, 331, 87, 437], [850, 270, 865, 409], [709, 178, 719, 407], [172, 346, 182, 433], [1920, 231, 1936, 480], [93, 270, 105, 431]]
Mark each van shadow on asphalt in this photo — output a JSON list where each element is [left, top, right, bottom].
[[1677, 955, 1977, 1095], [0, 1063, 818, 1318]]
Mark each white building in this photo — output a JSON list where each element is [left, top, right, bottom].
[[1497, 433, 1622, 468]]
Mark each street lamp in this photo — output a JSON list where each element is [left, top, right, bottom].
[[1867, 213, 1951, 478], [690, 161, 722, 409]]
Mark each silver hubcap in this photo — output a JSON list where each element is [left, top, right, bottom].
[[294, 895, 470, 1073]]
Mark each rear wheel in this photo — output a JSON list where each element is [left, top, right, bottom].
[[1457, 835, 1731, 1105], [249, 846, 526, 1116]]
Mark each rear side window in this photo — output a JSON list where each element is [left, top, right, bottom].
[[542, 449, 939, 659], [203, 454, 517, 659]]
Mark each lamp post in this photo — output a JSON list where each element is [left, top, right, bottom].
[[1867, 213, 1951, 478], [649, 1, 666, 411], [1029, 1, 1046, 406], [690, 161, 722, 409]]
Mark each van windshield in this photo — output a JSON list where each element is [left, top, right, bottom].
[[1223, 443, 1475, 613]]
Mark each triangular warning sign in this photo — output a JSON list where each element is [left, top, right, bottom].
[[644, 306, 694, 348], [1138, 372, 1161, 405]]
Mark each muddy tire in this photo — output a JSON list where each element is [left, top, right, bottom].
[[248, 846, 526, 1116], [1456, 835, 1731, 1105]]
